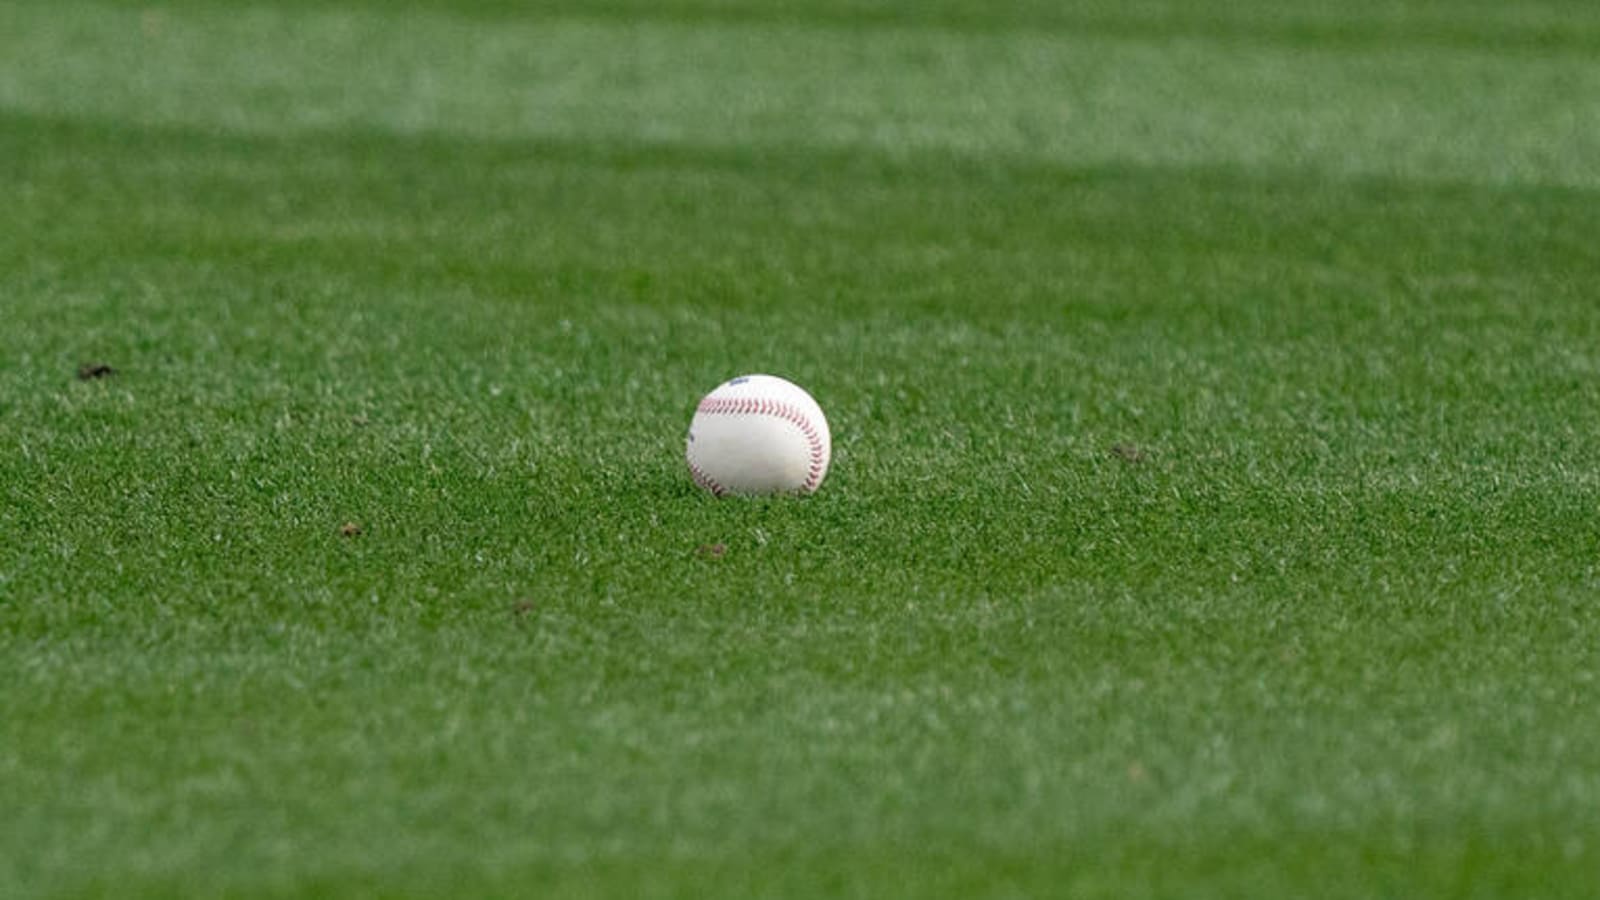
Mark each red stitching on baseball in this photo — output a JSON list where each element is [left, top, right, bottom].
[[687, 457, 728, 497], [695, 396, 828, 492]]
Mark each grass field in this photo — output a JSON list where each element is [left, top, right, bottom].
[[4, 0, 1600, 896]]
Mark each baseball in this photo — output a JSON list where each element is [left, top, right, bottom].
[[685, 374, 832, 497]]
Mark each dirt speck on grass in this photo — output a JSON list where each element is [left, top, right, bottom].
[[1127, 761, 1149, 783], [339, 522, 363, 537], [512, 600, 535, 619], [1109, 444, 1146, 464], [77, 363, 116, 380], [696, 542, 728, 560]]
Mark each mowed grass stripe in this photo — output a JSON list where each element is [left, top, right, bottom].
[[84, 0, 1600, 54], [3, 1, 1599, 187], [2, 110, 1598, 624]]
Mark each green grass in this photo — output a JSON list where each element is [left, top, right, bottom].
[[3, 1, 1600, 896]]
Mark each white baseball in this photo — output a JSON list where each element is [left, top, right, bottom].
[[685, 374, 831, 497]]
